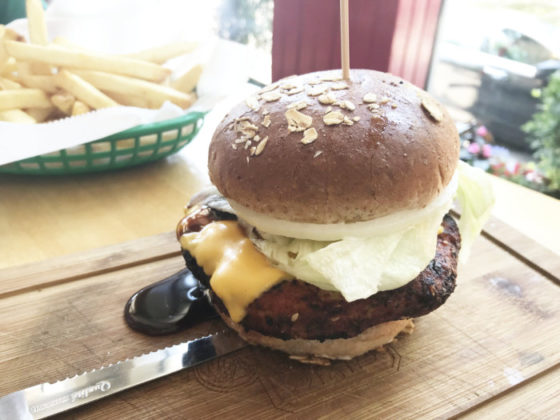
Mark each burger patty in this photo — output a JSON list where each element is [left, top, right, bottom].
[[178, 206, 460, 341]]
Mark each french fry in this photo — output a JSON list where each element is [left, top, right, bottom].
[[0, 77, 22, 89], [71, 69, 193, 108], [0, 28, 7, 70], [0, 88, 51, 110], [0, 109, 36, 123], [15, 61, 31, 73], [0, 27, 21, 73], [25, 0, 48, 45], [1, 8, 201, 124], [71, 100, 90, 116], [1, 57, 17, 76], [0, 52, 6, 74], [16, 73, 57, 93], [171, 64, 203, 94], [4, 41, 171, 82], [0, 57, 7, 74], [25, 0, 52, 75], [0, 25, 24, 42], [104, 91, 152, 108], [26, 106, 55, 122], [51, 92, 76, 115], [56, 70, 117, 109], [17, 61, 56, 92], [52, 36, 90, 52], [125, 41, 198, 64]]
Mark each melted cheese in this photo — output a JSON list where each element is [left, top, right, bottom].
[[180, 221, 289, 322]]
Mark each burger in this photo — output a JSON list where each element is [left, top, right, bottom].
[[176, 69, 493, 364]]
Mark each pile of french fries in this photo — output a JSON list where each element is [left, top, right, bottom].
[[0, 0, 203, 124]]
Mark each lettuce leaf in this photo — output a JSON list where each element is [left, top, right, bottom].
[[252, 199, 451, 301], [304, 210, 445, 300], [455, 161, 495, 262]]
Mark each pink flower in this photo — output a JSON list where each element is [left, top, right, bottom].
[[506, 160, 518, 174], [482, 144, 492, 158], [468, 142, 481, 154], [476, 125, 489, 137], [526, 171, 538, 182]]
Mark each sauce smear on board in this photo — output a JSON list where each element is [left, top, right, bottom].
[[124, 268, 217, 335]]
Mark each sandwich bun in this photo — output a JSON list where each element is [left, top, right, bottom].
[[209, 69, 459, 224]]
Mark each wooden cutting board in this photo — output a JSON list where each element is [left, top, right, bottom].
[[1, 218, 559, 419]]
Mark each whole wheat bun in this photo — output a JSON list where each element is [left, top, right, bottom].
[[217, 306, 414, 364], [209, 69, 459, 224]]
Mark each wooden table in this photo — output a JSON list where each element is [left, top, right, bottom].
[[1, 99, 559, 418]]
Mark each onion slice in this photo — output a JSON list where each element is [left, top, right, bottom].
[[229, 172, 459, 241]]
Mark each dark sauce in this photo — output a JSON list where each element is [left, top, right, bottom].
[[124, 268, 218, 335]]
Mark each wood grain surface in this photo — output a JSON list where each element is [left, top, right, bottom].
[[1, 221, 559, 419]]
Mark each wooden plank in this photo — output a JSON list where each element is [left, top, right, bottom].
[[449, 209, 559, 284], [1, 232, 559, 418], [0, 231, 179, 299], [457, 364, 560, 419], [0, 256, 223, 391], [0, 155, 208, 270], [481, 216, 560, 285], [487, 173, 560, 256]]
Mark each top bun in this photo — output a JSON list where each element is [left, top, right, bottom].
[[208, 69, 459, 224]]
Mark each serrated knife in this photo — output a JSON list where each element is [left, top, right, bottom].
[[0, 330, 247, 419]]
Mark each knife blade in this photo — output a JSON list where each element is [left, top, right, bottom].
[[0, 330, 247, 419]]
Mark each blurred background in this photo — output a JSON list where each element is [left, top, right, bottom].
[[429, 0, 560, 197]]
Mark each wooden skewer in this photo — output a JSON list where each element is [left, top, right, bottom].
[[340, 0, 350, 81]]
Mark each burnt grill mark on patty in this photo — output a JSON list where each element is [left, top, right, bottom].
[[178, 203, 460, 341]]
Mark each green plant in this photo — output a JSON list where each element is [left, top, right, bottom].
[[523, 71, 560, 191]]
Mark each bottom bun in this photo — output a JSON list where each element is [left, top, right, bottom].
[[217, 307, 414, 365]]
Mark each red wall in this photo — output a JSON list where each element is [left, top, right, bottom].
[[388, 0, 443, 88], [272, 0, 443, 88]]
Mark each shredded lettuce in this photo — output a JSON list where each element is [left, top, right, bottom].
[[249, 161, 494, 301], [455, 161, 495, 262]]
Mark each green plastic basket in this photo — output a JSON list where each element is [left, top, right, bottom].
[[0, 111, 205, 175]]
